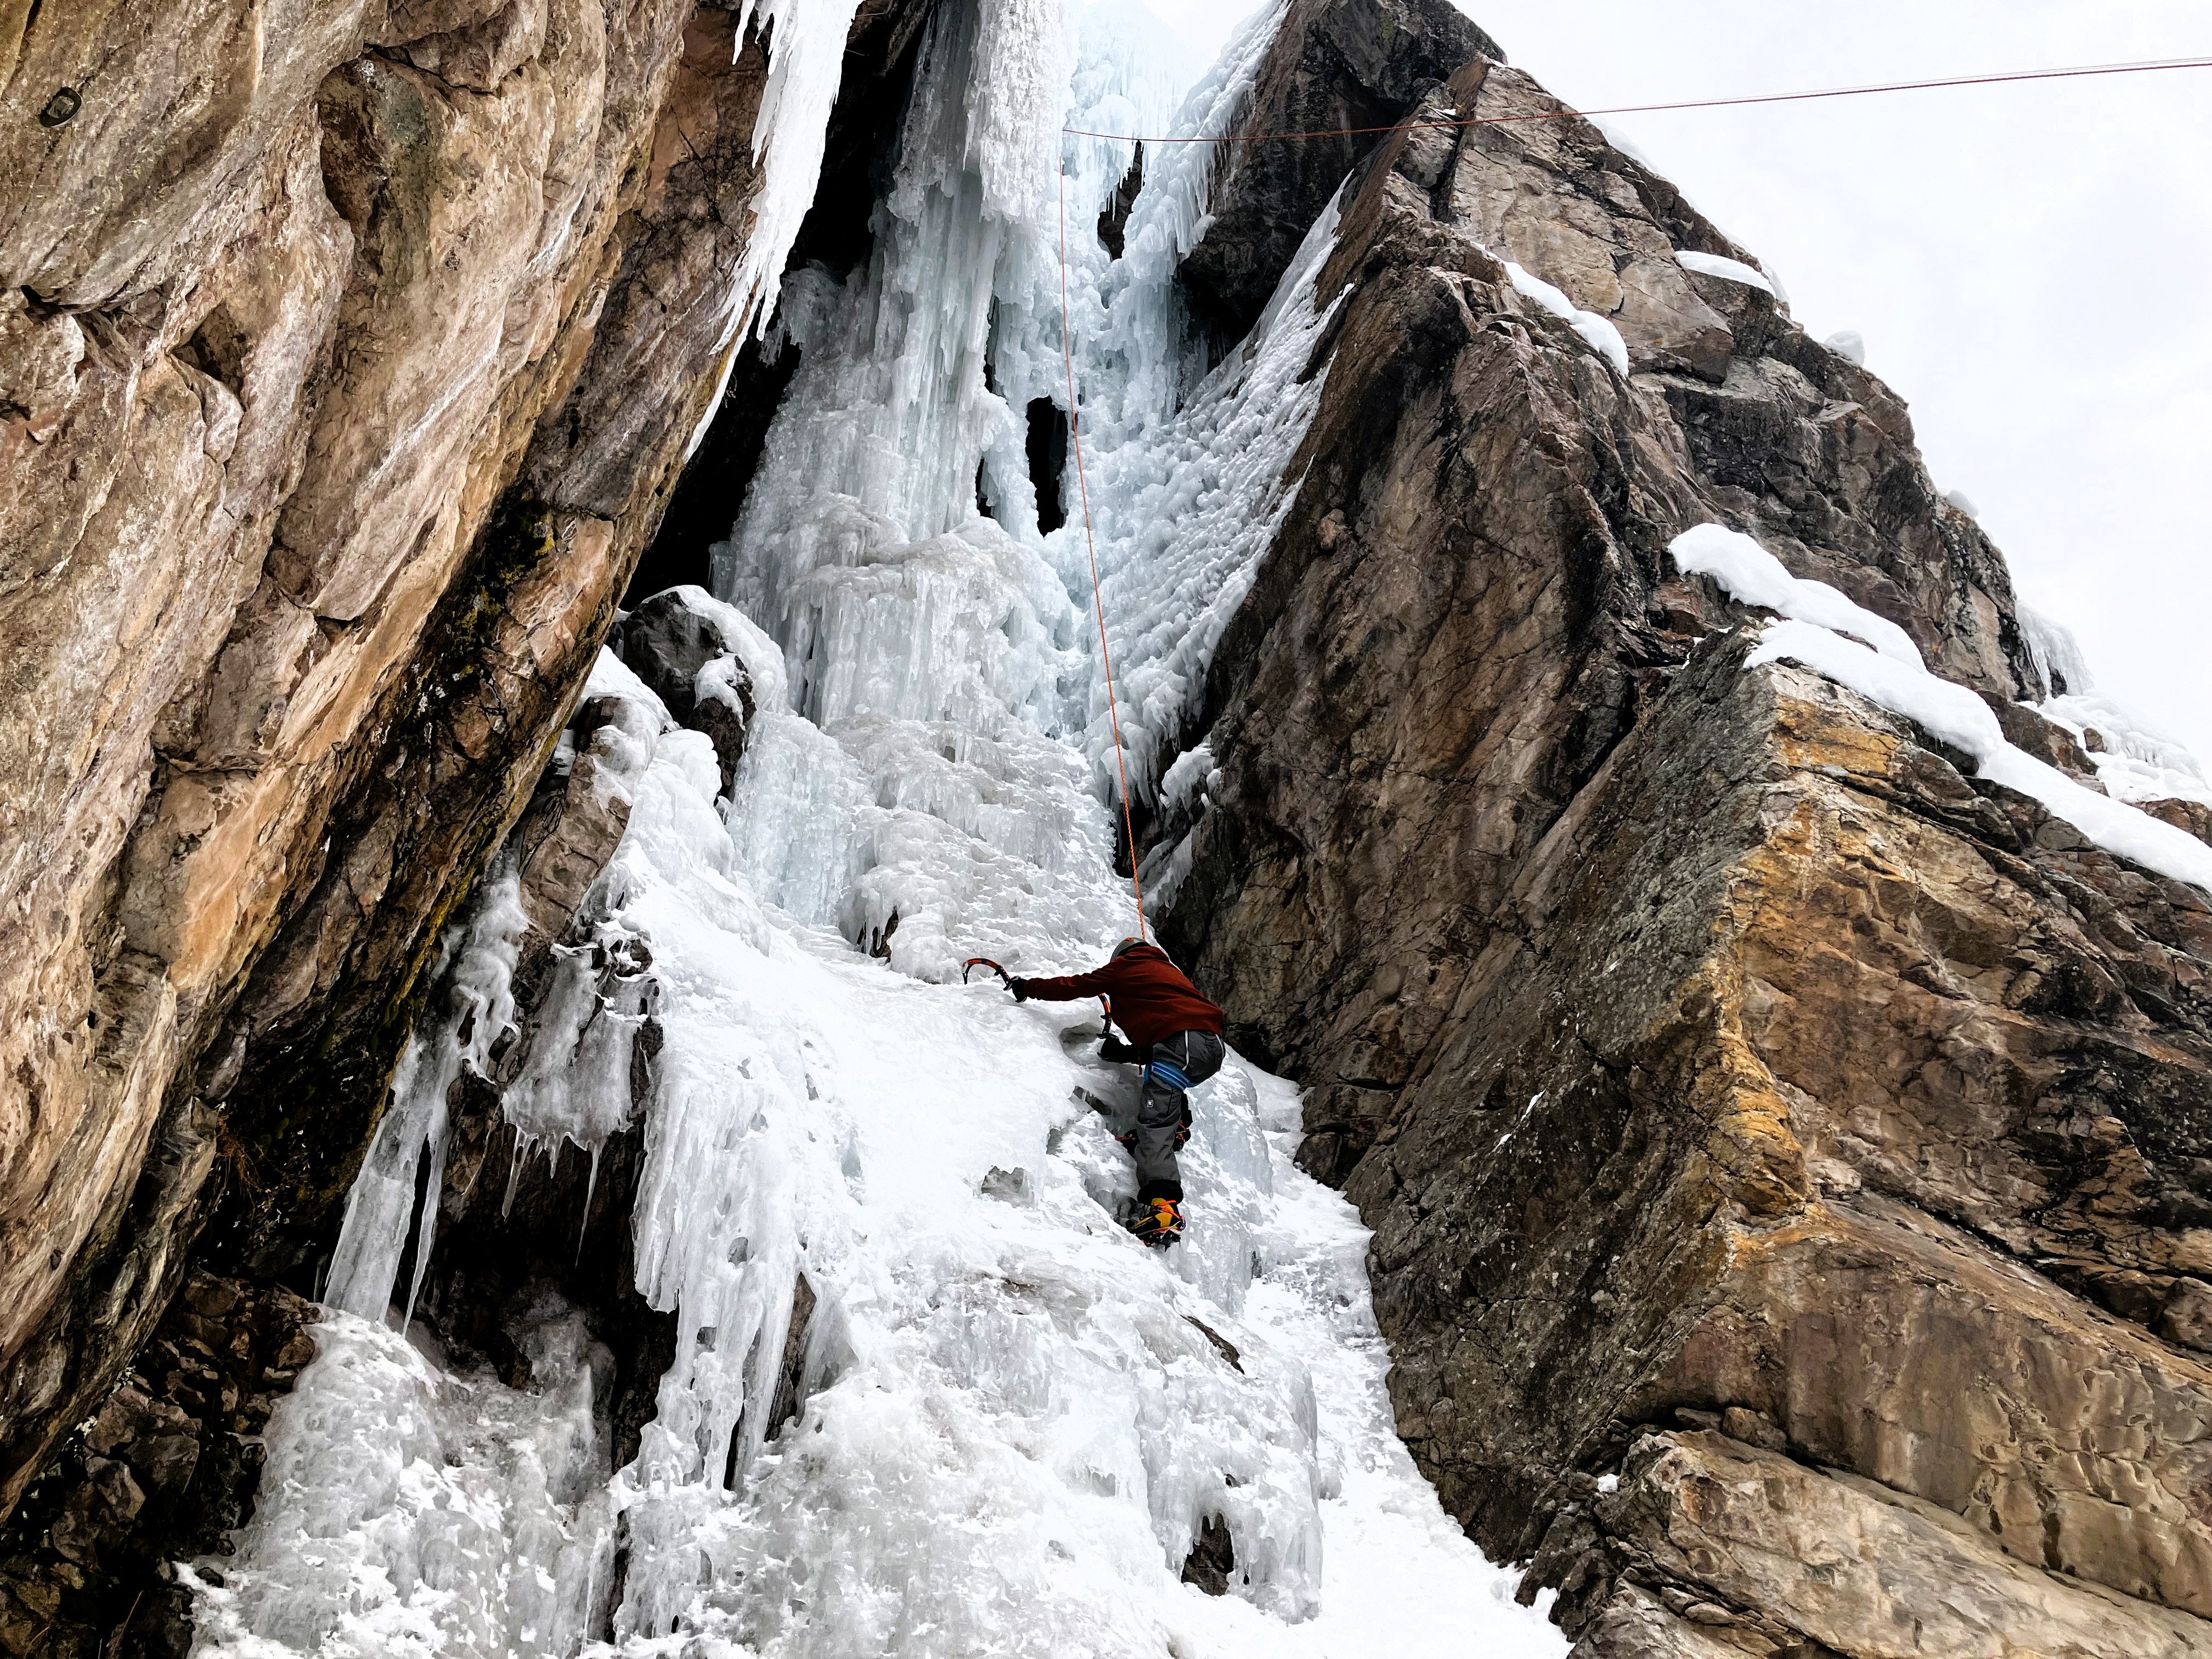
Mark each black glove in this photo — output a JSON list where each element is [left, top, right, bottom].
[[1099, 1035, 1146, 1064], [1008, 978, 1031, 1002]]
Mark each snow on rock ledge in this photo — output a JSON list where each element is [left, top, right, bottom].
[[1674, 524, 2212, 890]]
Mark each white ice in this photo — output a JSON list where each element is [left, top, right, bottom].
[[1673, 248, 1773, 295], [193, 635, 1566, 1656], [1678, 520, 2212, 890], [2036, 692, 2212, 809], [324, 868, 530, 1328], [190, 2, 1567, 1657], [2018, 603, 2212, 808]]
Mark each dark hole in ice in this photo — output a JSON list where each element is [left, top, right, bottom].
[[1180, 1514, 1235, 1595], [1026, 398, 1068, 533]]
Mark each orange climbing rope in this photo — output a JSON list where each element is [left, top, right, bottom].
[[1062, 53, 2212, 145], [1059, 163, 1148, 941]]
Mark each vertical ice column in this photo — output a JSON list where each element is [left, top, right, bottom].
[[323, 868, 530, 1324], [715, 0, 1065, 641]]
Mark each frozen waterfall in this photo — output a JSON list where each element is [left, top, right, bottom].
[[183, 2, 1567, 1655]]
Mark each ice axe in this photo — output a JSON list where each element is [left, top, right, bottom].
[[964, 957, 1116, 1043]]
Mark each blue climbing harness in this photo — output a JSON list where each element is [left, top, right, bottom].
[[1147, 1058, 1193, 1092]]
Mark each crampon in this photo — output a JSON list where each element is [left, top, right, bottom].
[[1128, 1197, 1183, 1249]]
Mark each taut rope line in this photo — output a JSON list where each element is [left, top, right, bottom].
[[1062, 54, 2212, 144]]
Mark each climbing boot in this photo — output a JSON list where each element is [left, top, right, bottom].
[[1130, 1197, 1184, 1248]]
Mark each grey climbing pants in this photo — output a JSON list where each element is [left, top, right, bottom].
[[1132, 1029, 1226, 1201]]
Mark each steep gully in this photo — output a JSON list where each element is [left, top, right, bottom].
[[1, 0, 2209, 1656]]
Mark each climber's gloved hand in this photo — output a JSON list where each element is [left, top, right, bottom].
[[1008, 978, 1031, 1002], [1098, 1035, 1146, 1064]]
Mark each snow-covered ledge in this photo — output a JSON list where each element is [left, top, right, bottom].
[[1672, 524, 2212, 891]]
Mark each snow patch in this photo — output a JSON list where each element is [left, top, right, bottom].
[[1678, 523, 2210, 886], [1823, 328, 1866, 365], [1671, 522, 1921, 667], [1504, 261, 1630, 376], [1674, 249, 1773, 295], [1749, 620, 2212, 888]]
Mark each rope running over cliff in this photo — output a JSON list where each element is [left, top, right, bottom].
[[1053, 49, 2212, 940], [1064, 53, 2212, 144], [1058, 164, 1148, 941]]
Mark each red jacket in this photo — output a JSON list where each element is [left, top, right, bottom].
[[1018, 945, 1225, 1051]]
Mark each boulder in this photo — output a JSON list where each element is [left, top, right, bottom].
[[616, 585, 759, 795]]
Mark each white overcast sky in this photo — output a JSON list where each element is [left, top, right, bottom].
[[1156, 0, 2212, 762]]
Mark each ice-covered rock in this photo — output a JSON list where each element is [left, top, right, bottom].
[[180, 4, 1570, 1657]]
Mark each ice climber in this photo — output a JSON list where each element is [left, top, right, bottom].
[[1009, 938, 1227, 1248]]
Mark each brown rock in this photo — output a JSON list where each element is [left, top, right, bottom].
[[0, 1272, 313, 1657], [512, 692, 661, 942], [0, 0, 929, 1542], [1159, 0, 2212, 1645], [1566, 1583, 1755, 1659], [2144, 799, 2212, 849], [1601, 1430, 2212, 1658]]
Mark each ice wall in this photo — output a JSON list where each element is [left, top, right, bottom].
[[323, 869, 530, 1328], [188, 2, 1564, 1656]]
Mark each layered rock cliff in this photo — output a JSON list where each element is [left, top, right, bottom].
[[0, 0, 923, 1645], [1158, 7, 2212, 1657], [2, 0, 2208, 1655]]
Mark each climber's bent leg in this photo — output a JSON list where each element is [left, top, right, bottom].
[[1131, 1030, 1226, 1201]]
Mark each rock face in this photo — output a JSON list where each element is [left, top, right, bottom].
[[4, 0, 2208, 1653], [1176, 0, 1503, 346], [1161, 4, 2212, 1655], [0, 0, 923, 1582], [0, 1273, 316, 1658]]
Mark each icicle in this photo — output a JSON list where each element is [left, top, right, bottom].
[[324, 867, 528, 1324], [577, 1143, 603, 1264]]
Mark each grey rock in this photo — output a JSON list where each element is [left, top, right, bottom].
[[1178, 0, 1502, 342], [617, 585, 758, 795], [1159, 0, 2212, 1646]]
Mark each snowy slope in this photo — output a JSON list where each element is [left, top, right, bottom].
[[183, 2, 1568, 1655]]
